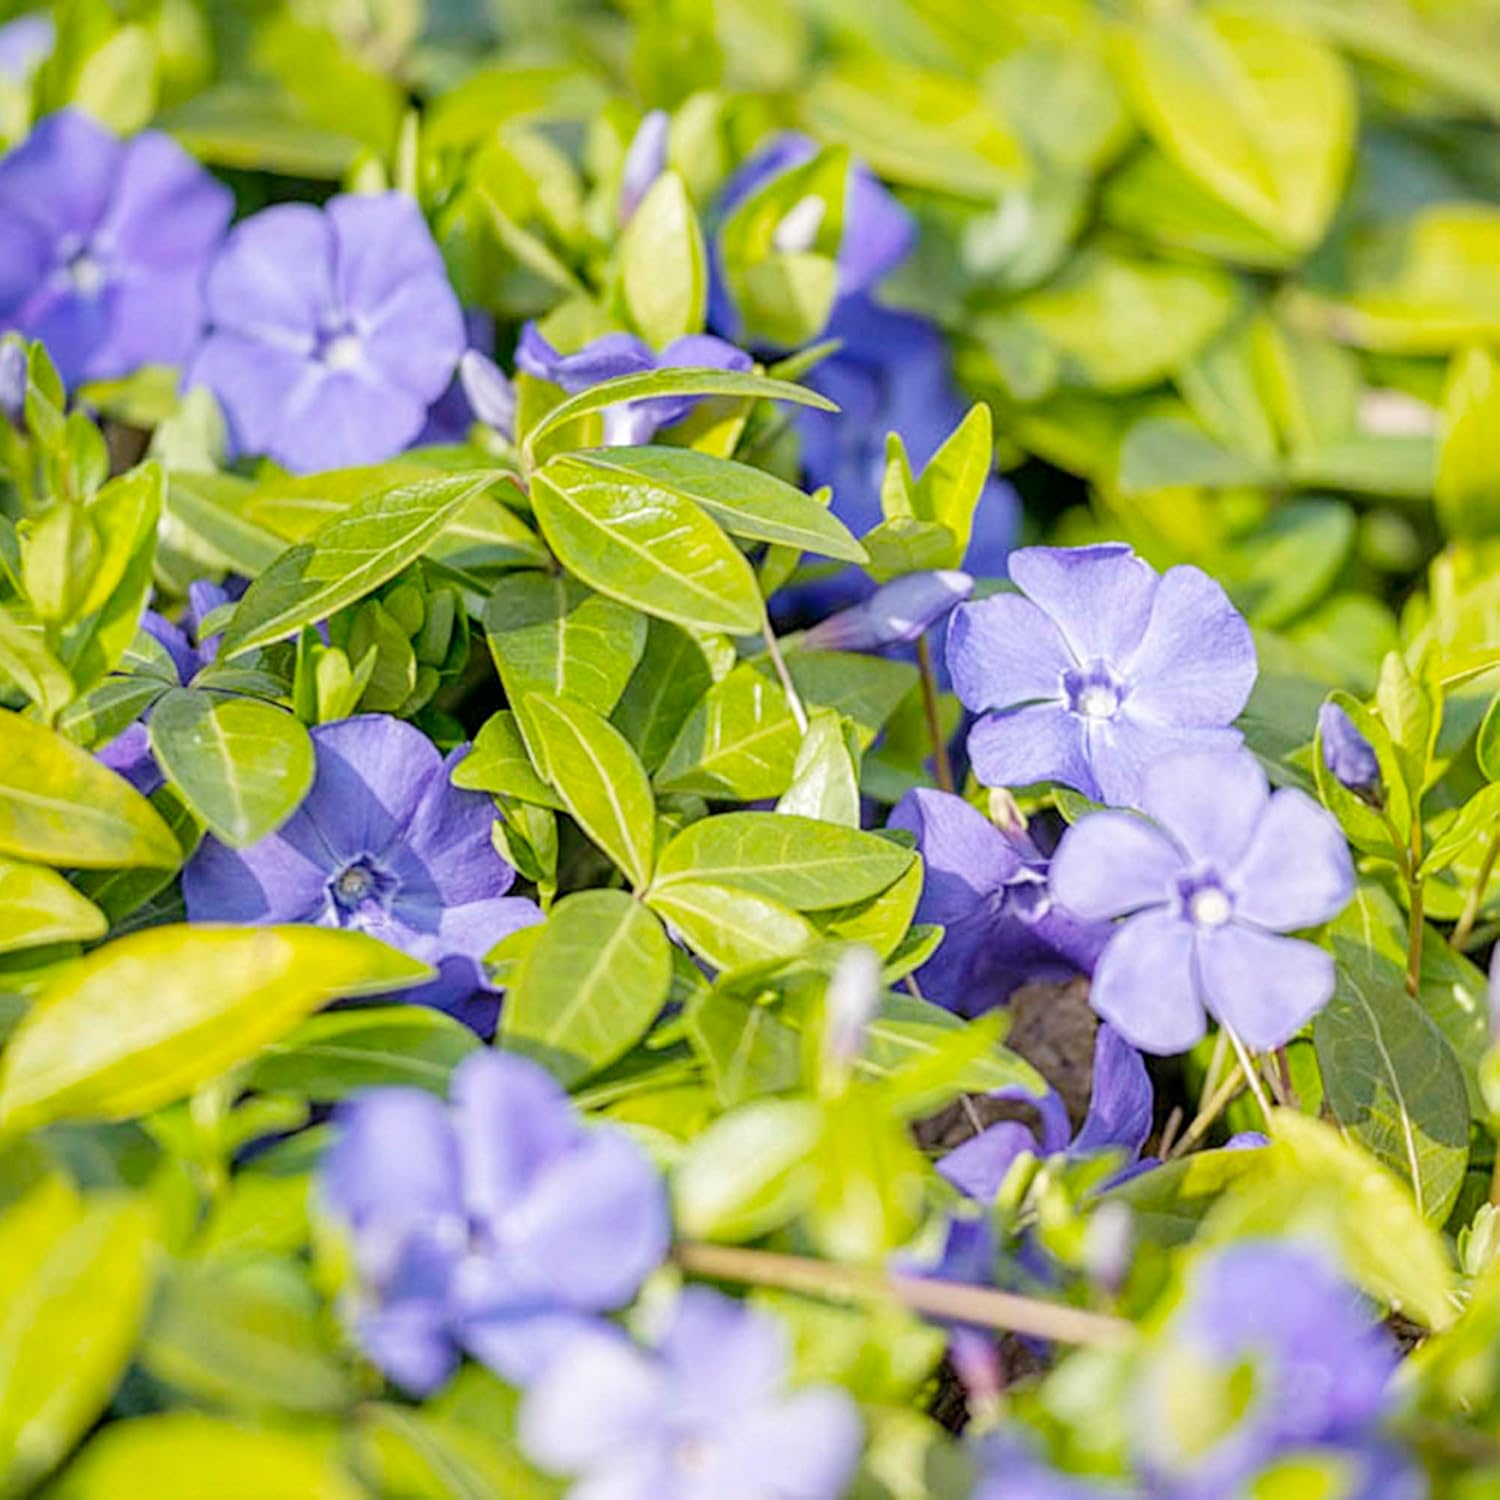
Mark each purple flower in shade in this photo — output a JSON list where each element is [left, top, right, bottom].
[[415, 309, 499, 447], [937, 1024, 1153, 1205], [96, 578, 236, 794], [519, 1287, 863, 1500], [0, 110, 232, 388], [1319, 700, 1382, 801], [0, 338, 24, 418], [515, 324, 751, 446], [887, 788, 1111, 1017], [320, 1050, 670, 1395], [1137, 1243, 1408, 1498], [187, 192, 465, 473], [0, 12, 52, 82], [619, 109, 670, 224], [947, 545, 1257, 806], [183, 714, 542, 1030], [1050, 749, 1354, 1055], [455, 349, 516, 438], [802, 570, 973, 652]]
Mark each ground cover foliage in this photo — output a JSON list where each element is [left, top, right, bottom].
[[2, 0, 1500, 1495]]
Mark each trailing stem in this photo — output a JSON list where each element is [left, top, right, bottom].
[[916, 633, 954, 794]]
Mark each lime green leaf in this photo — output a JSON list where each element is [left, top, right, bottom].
[[522, 692, 656, 887], [655, 812, 915, 911], [620, 170, 707, 348], [647, 880, 818, 972], [564, 447, 866, 562], [248, 1007, 481, 1100], [611, 617, 720, 773], [221, 470, 503, 657], [501, 890, 670, 1086], [0, 606, 74, 721], [1437, 345, 1500, 539], [776, 710, 861, 827], [684, 982, 803, 1107], [451, 711, 561, 809], [0, 708, 181, 870], [532, 460, 764, 635], [148, 690, 314, 849], [0, 859, 106, 955], [0, 925, 431, 1133], [483, 572, 647, 716], [656, 661, 802, 799], [0, 1180, 156, 1496]]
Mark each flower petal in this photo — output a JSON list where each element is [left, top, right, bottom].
[[967, 703, 1094, 796], [888, 788, 1020, 924], [202, 202, 332, 342], [304, 715, 441, 865], [713, 1388, 864, 1500], [388, 748, 517, 908], [1072, 1024, 1153, 1159], [946, 593, 1072, 712], [1007, 545, 1157, 665], [938, 1121, 1039, 1203], [1197, 924, 1336, 1051], [181, 812, 331, 924], [186, 334, 321, 461], [1117, 563, 1257, 727], [1138, 749, 1269, 869], [1089, 910, 1206, 1055], [97, 130, 233, 269], [1229, 788, 1355, 932], [1050, 812, 1182, 921], [0, 109, 118, 242], [271, 364, 428, 472], [1086, 716, 1245, 810], [661, 1289, 788, 1417]]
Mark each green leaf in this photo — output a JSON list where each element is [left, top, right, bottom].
[[1376, 649, 1436, 800], [532, 461, 765, 635], [610, 617, 719, 773], [655, 812, 915, 911], [522, 692, 656, 887], [647, 880, 818, 972], [501, 891, 670, 1087], [655, 661, 802, 799], [619, 170, 707, 348], [776, 710, 861, 827], [525, 367, 835, 452], [166, 473, 285, 578], [0, 606, 74, 721], [483, 572, 647, 716], [0, 708, 181, 870], [1312, 691, 1410, 860], [683, 981, 803, 1106], [859, 993, 1045, 1100], [450, 711, 561, 808], [1115, 6, 1355, 249], [1107, 1147, 1268, 1246], [913, 404, 994, 566], [1423, 783, 1500, 877], [248, 1007, 482, 1100], [148, 690, 314, 849], [0, 925, 431, 1133], [1437, 345, 1500, 539], [0, 859, 106, 955], [49, 1414, 362, 1500], [0, 1180, 156, 1496], [1480, 693, 1500, 783], [781, 650, 920, 747], [562, 447, 866, 563], [220, 470, 503, 657]]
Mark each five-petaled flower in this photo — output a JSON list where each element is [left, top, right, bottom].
[[183, 714, 541, 1029], [520, 1286, 862, 1500], [1050, 749, 1354, 1054], [888, 787, 1110, 1016], [947, 544, 1256, 806], [321, 1050, 670, 1394], [0, 110, 232, 387], [187, 191, 465, 473]]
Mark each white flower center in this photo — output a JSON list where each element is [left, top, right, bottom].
[[68, 253, 105, 297], [1188, 887, 1232, 928], [674, 1437, 714, 1475], [321, 333, 364, 372], [1074, 682, 1120, 719]]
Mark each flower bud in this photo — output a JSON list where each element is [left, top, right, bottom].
[[803, 570, 973, 652], [458, 350, 517, 439], [1318, 701, 1381, 803]]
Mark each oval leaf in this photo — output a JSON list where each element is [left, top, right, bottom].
[[0, 858, 106, 954]]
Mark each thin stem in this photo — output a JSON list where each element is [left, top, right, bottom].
[[1223, 1024, 1274, 1132], [761, 616, 809, 734], [1454, 825, 1500, 949], [1197, 1029, 1229, 1117], [1168, 1063, 1248, 1160], [1274, 1046, 1299, 1111], [1490, 1151, 1500, 1209], [1157, 1105, 1184, 1159], [676, 1241, 1132, 1346], [915, 634, 954, 794], [1406, 872, 1425, 998]]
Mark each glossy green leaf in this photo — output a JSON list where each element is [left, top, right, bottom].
[[532, 461, 765, 635], [655, 662, 802, 799], [647, 879, 818, 972], [0, 925, 431, 1133], [611, 616, 719, 773], [148, 690, 314, 849], [0, 708, 181, 870], [220, 470, 503, 657], [655, 812, 915, 911], [450, 711, 561, 808], [483, 571, 647, 715], [0, 858, 106, 955], [684, 982, 803, 1105], [569, 447, 865, 562], [620, 170, 706, 348], [776, 710, 861, 827], [522, 692, 656, 887], [0, 606, 74, 721], [1437, 345, 1500, 539], [501, 890, 670, 1086]]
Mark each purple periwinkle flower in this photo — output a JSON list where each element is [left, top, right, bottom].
[[187, 192, 465, 473], [1137, 1243, 1405, 1498], [0, 110, 232, 387], [456, 348, 516, 438], [0, 337, 24, 418], [802, 570, 973, 652], [619, 109, 670, 224], [520, 1287, 863, 1500], [937, 1024, 1153, 1203], [1319, 701, 1382, 802], [1051, 750, 1354, 1054], [516, 324, 751, 446], [888, 788, 1110, 1017], [183, 714, 542, 1029], [947, 545, 1256, 806], [0, 13, 50, 82], [321, 1050, 670, 1394], [973, 1437, 1132, 1500]]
